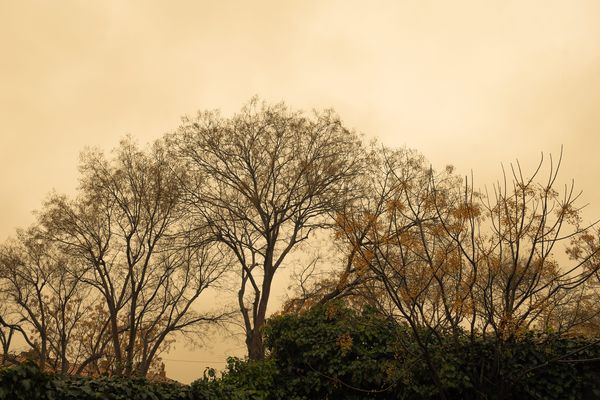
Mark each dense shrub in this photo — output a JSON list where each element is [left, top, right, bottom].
[[3, 304, 600, 399], [0, 362, 191, 400], [265, 303, 401, 399], [200, 302, 600, 400], [191, 357, 283, 400], [0, 362, 51, 400]]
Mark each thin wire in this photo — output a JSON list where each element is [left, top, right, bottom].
[[162, 358, 228, 363]]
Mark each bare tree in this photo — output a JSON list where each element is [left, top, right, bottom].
[[170, 99, 364, 359], [329, 146, 600, 399], [0, 227, 90, 373], [40, 138, 229, 376], [334, 147, 467, 399], [453, 151, 600, 339]]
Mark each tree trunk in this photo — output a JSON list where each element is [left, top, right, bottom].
[[246, 270, 274, 360], [108, 306, 123, 376], [39, 335, 47, 370], [246, 328, 265, 360]]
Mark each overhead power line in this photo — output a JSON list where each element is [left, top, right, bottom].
[[162, 358, 228, 363]]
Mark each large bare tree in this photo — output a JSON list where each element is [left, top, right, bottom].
[[170, 99, 364, 359], [39, 138, 229, 376]]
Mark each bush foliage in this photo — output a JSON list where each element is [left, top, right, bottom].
[[194, 302, 600, 400], [2, 302, 600, 399], [0, 362, 191, 400]]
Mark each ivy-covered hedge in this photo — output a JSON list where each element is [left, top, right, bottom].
[[3, 303, 600, 399], [191, 357, 283, 400], [193, 302, 600, 400], [0, 362, 191, 400]]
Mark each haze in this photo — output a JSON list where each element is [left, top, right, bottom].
[[1, 0, 599, 383]]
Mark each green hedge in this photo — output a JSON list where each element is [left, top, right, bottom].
[[0, 363, 191, 400], [3, 304, 600, 400], [192, 303, 600, 400]]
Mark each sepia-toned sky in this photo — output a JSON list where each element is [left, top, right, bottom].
[[2, 0, 600, 383]]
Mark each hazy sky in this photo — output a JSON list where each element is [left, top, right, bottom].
[[1, 0, 600, 383]]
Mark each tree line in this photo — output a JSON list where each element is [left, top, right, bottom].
[[1, 99, 599, 390]]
